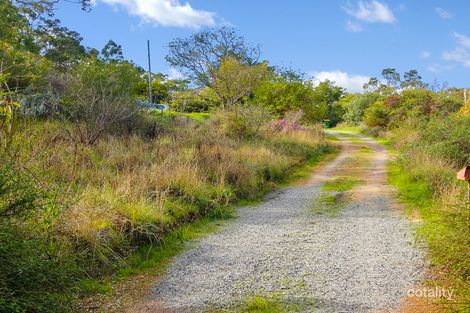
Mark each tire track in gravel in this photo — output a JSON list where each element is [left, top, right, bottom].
[[145, 131, 425, 313]]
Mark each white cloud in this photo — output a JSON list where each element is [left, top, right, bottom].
[[345, 20, 363, 32], [420, 51, 431, 59], [442, 47, 470, 67], [439, 32, 470, 68], [100, 0, 216, 28], [453, 32, 470, 48], [435, 7, 452, 19], [427, 63, 455, 73], [344, 1, 396, 24], [311, 71, 370, 93]]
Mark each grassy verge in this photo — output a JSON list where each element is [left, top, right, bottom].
[[381, 116, 470, 312], [75, 131, 335, 312], [388, 160, 470, 311], [1, 112, 336, 313], [77, 212, 233, 312]]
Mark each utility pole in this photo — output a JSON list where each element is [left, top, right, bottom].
[[464, 88, 467, 105], [147, 40, 153, 104]]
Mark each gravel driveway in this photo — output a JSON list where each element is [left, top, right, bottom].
[[148, 131, 425, 313]]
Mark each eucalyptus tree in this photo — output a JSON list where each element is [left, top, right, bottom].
[[166, 27, 261, 87]]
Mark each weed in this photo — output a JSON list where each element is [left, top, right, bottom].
[[323, 176, 362, 192], [311, 192, 348, 217], [229, 293, 314, 313], [78, 279, 112, 296]]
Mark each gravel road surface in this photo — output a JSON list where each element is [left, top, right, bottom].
[[149, 131, 425, 313]]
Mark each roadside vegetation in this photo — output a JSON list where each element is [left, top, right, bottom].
[[334, 68, 470, 311]]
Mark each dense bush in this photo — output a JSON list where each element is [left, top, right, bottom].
[[61, 58, 142, 144], [0, 156, 80, 313], [170, 88, 219, 112], [360, 88, 463, 130], [210, 105, 273, 139], [0, 228, 79, 313], [415, 115, 470, 166], [387, 114, 470, 309], [252, 80, 318, 115], [339, 92, 380, 125]]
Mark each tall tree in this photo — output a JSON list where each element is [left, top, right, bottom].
[[313, 80, 345, 125], [402, 69, 426, 89], [212, 57, 268, 108], [363, 77, 385, 93], [34, 18, 85, 67], [101, 40, 124, 62], [166, 27, 261, 87], [13, 0, 92, 19], [381, 68, 401, 89]]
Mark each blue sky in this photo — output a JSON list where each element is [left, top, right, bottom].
[[55, 1, 470, 92]]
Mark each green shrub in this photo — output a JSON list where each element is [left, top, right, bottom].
[[0, 228, 80, 313], [0, 156, 80, 313], [340, 93, 380, 125], [388, 114, 470, 309], [170, 88, 219, 113], [364, 100, 389, 128], [211, 105, 273, 139], [416, 114, 470, 166]]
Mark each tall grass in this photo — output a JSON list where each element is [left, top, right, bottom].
[[387, 115, 470, 311], [1, 113, 331, 311]]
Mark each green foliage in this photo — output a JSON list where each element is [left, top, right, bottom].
[[236, 296, 286, 313], [78, 279, 112, 296], [388, 160, 470, 309], [212, 57, 268, 108], [364, 99, 389, 127], [166, 27, 261, 87], [311, 192, 347, 217], [381, 68, 401, 88], [408, 115, 470, 166], [312, 80, 345, 126], [0, 0, 36, 50], [35, 18, 86, 67], [211, 105, 273, 139], [322, 176, 362, 192], [363, 77, 386, 93], [252, 78, 332, 123], [138, 73, 189, 105], [171, 87, 219, 112], [0, 155, 80, 313], [385, 113, 470, 308], [340, 93, 380, 125], [253, 80, 314, 114], [62, 57, 142, 144], [0, 228, 80, 313], [0, 159, 41, 218], [18, 86, 57, 118], [401, 69, 426, 89], [100, 39, 123, 62]]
